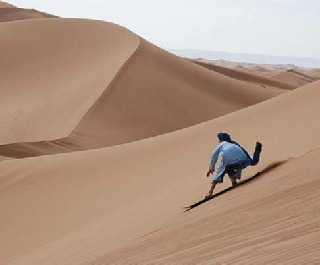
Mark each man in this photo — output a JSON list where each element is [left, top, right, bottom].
[[206, 132, 262, 198]]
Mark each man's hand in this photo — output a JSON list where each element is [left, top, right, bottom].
[[206, 169, 214, 177]]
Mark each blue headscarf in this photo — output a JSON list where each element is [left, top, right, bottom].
[[217, 132, 232, 142]]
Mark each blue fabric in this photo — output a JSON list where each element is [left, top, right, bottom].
[[216, 132, 262, 166], [210, 142, 252, 182], [217, 132, 232, 142], [251, 142, 262, 166]]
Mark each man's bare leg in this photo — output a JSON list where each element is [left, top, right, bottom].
[[230, 176, 238, 186]]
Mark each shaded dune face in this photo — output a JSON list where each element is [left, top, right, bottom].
[[60, 40, 284, 147], [0, 20, 284, 158]]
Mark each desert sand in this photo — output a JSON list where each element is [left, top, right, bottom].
[[1, 2, 320, 264], [190, 59, 297, 90], [0, 7, 56, 22], [0, 0, 14, 8], [192, 58, 319, 89], [0, 1, 56, 21], [0, 18, 284, 158]]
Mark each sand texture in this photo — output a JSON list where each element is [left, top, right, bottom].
[[0, 2, 320, 264]]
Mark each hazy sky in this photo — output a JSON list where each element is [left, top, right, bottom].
[[6, 0, 320, 59]]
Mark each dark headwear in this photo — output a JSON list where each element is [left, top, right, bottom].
[[217, 132, 232, 142]]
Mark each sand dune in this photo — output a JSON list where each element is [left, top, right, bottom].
[[270, 70, 313, 87], [288, 68, 319, 82], [1, 1, 320, 264], [97, 149, 320, 264], [191, 59, 296, 90], [0, 7, 56, 22], [210, 60, 320, 86], [0, 18, 140, 145], [308, 68, 320, 78], [0, 0, 14, 8], [0, 80, 319, 264], [0, 20, 284, 159]]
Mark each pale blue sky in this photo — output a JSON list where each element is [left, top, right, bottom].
[[6, 0, 320, 59]]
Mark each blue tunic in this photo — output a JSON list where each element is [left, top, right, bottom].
[[209, 141, 251, 182]]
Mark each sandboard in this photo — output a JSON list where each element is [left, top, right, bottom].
[[184, 172, 261, 212]]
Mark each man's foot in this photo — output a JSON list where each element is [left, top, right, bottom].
[[205, 193, 213, 199], [232, 182, 238, 187]]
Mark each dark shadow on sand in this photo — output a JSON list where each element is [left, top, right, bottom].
[[184, 161, 286, 212]]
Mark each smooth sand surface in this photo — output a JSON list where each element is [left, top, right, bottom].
[[191, 59, 296, 90], [271, 70, 314, 87], [0, 18, 139, 145], [96, 149, 320, 265], [308, 68, 320, 78], [0, 20, 284, 158], [1, 2, 320, 264], [1, 80, 319, 264]]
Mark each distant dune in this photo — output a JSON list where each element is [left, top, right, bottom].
[[0, 0, 14, 8], [288, 69, 319, 82], [192, 59, 319, 89], [169, 49, 320, 68], [0, 7, 57, 22], [1, 1, 320, 264], [309, 68, 320, 78], [191, 59, 296, 90], [270, 70, 313, 87]]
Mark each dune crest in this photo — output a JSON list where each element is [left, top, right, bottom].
[[0, 18, 140, 145], [191, 59, 296, 90], [0, 26, 285, 158], [270, 69, 313, 87], [0, 0, 14, 8], [0, 7, 57, 22]]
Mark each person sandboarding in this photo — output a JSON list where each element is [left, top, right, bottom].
[[206, 132, 262, 199]]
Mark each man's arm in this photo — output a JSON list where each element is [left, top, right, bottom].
[[207, 144, 222, 177]]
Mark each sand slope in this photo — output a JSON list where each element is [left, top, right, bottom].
[[193, 59, 320, 89], [97, 149, 320, 264], [0, 80, 319, 264], [1, 2, 320, 264], [191, 59, 296, 90], [308, 68, 320, 78], [0, 19, 284, 158], [60, 40, 284, 149], [270, 70, 314, 87], [0, 18, 140, 145]]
